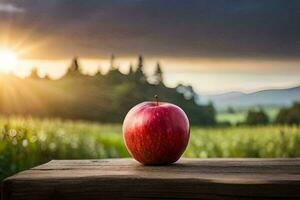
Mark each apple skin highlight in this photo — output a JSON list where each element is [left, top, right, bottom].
[[123, 102, 190, 165]]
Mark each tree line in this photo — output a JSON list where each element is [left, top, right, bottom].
[[236, 102, 300, 126], [0, 55, 216, 126]]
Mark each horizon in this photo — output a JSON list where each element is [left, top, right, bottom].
[[2, 0, 300, 185], [1, 0, 300, 95], [2, 55, 300, 95], [1, 55, 300, 96]]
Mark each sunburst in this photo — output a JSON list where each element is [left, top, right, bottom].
[[0, 48, 19, 72]]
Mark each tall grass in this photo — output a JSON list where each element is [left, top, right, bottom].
[[1, 116, 300, 180], [0, 117, 127, 180], [186, 126, 300, 158]]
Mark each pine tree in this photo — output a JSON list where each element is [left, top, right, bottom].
[[29, 67, 40, 79], [127, 63, 135, 81], [70, 57, 80, 72], [107, 54, 121, 77], [66, 57, 81, 76], [95, 66, 102, 76], [128, 63, 134, 75], [153, 62, 163, 85], [110, 54, 115, 70], [135, 55, 146, 83], [107, 54, 120, 75]]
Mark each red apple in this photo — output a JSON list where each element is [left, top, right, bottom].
[[123, 101, 190, 165]]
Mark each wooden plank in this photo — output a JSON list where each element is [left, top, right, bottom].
[[2, 158, 300, 200]]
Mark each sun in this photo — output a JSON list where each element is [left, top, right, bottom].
[[0, 49, 19, 72]]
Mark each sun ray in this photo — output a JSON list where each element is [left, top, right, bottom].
[[0, 48, 19, 72]]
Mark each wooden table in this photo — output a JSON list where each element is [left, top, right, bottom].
[[2, 158, 300, 200]]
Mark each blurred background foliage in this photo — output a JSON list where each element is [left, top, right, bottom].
[[1, 55, 300, 181], [1, 116, 300, 180], [0, 55, 216, 126]]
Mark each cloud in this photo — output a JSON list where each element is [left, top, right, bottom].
[[0, 3, 24, 13], [2, 0, 300, 59]]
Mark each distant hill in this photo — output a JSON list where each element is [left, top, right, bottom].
[[202, 86, 300, 109]]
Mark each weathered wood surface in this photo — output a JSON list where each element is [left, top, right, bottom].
[[2, 158, 300, 200]]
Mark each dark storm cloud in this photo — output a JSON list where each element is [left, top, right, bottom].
[[2, 0, 300, 59]]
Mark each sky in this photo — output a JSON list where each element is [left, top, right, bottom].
[[0, 0, 300, 94]]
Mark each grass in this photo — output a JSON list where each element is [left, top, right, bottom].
[[186, 126, 300, 158], [217, 112, 246, 125], [1, 116, 300, 180], [217, 107, 280, 124]]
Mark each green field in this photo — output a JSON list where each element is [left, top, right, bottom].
[[217, 107, 280, 125], [1, 116, 300, 180]]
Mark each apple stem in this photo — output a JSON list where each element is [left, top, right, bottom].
[[154, 94, 159, 106]]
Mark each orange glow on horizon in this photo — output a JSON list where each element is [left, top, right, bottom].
[[0, 48, 19, 72]]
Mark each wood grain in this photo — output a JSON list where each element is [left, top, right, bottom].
[[2, 158, 300, 200]]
